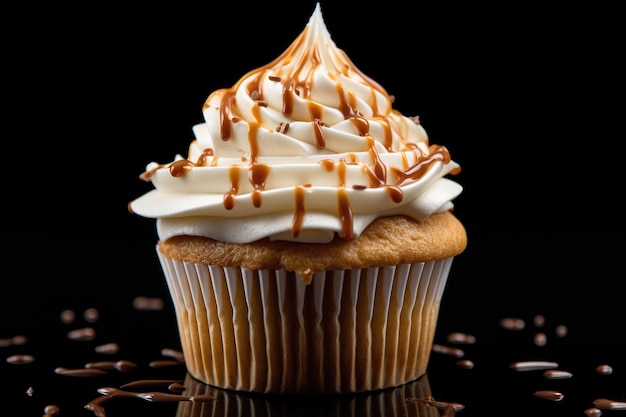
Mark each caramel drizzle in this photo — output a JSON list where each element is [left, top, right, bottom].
[[154, 143, 451, 239], [249, 163, 269, 208], [349, 115, 369, 136], [204, 12, 389, 150], [292, 185, 307, 238], [337, 187, 353, 239], [336, 160, 353, 238], [218, 92, 236, 140], [391, 145, 452, 188], [150, 10, 458, 240], [146, 142, 452, 240], [167, 148, 216, 178], [224, 166, 240, 210]]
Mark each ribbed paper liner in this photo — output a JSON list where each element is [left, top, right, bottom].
[[176, 371, 439, 417], [158, 248, 453, 394]]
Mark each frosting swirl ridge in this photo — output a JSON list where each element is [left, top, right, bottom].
[[129, 3, 462, 244]]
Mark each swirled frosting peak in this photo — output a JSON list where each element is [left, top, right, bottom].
[[129, 3, 463, 244]]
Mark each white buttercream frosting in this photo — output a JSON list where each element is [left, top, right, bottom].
[[129, 3, 463, 243]]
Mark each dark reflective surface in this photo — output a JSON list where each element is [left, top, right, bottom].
[[2, 223, 624, 417], [3, 1, 623, 416]]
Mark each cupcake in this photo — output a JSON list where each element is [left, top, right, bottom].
[[129, 3, 466, 394]]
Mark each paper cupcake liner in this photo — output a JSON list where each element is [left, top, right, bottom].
[[158, 247, 454, 394], [176, 371, 439, 417]]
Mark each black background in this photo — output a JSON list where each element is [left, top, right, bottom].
[[2, 1, 624, 416]]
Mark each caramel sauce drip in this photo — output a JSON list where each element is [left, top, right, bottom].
[[315, 156, 365, 237], [248, 122, 260, 162], [337, 159, 347, 187], [169, 160, 195, 178], [337, 188, 353, 239], [319, 159, 335, 172], [280, 40, 319, 117], [292, 185, 307, 238], [249, 163, 269, 208], [157, 140, 452, 237], [224, 166, 240, 210], [380, 117, 393, 150], [312, 118, 325, 149], [366, 137, 386, 186], [335, 83, 352, 119], [349, 137, 401, 204], [349, 116, 369, 136], [195, 148, 214, 166], [385, 185, 403, 203], [218, 91, 236, 140], [400, 149, 409, 169]]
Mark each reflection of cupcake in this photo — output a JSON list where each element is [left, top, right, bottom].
[[130, 3, 466, 394], [176, 372, 439, 417]]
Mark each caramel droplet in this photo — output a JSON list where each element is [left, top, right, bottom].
[[12, 335, 27, 345], [510, 361, 558, 371], [431, 344, 464, 358], [95, 343, 119, 355], [67, 327, 96, 341], [584, 407, 603, 417], [54, 367, 107, 377], [446, 332, 476, 344], [168, 382, 186, 393], [456, 359, 475, 369], [161, 348, 185, 362], [60, 309, 76, 324], [115, 360, 138, 372], [6, 354, 35, 365], [85, 361, 116, 370], [83, 308, 100, 323], [44, 404, 60, 415], [132, 296, 165, 311], [149, 360, 184, 368], [593, 398, 626, 410], [499, 317, 525, 331], [533, 332, 547, 346], [543, 369, 573, 379], [555, 324, 568, 337], [533, 390, 564, 401]]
